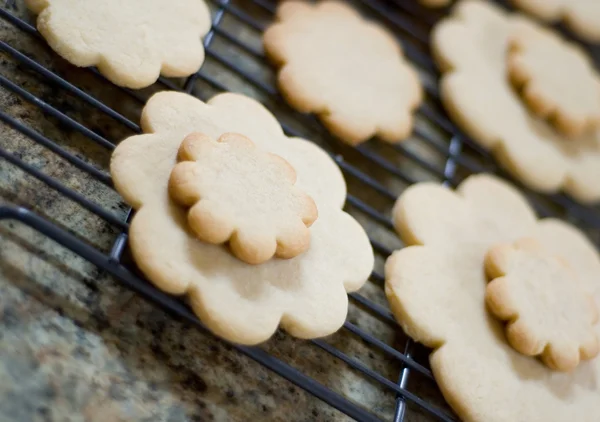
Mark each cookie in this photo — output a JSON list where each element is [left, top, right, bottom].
[[263, 1, 423, 146], [507, 22, 600, 137], [511, 0, 600, 42], [169, 132, 318, 264], [25, 0, 211, 89], [386, 174, 600, 422], [111, 91, 374, 345], [433, 0, 600, 203], [485, 238, 600, 372]]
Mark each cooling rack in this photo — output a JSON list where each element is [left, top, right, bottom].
[[1, 0, 600, 421]]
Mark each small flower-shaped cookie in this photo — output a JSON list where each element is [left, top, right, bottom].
[[385, 174, 600, 422], [263, 1, 423, 146], [25, 0, 211, 89], [485, 238, 600, 372], [508, 23, 600, 137], [511, 0, 600, 42], [111, 91, 374, 345], [169, 132, 318, 264], [433, 0, 600, 203]]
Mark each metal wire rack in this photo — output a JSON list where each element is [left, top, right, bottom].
[[1, 0, 600, 421]]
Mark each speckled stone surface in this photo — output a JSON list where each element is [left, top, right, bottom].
[[0, 0, 452, 421]]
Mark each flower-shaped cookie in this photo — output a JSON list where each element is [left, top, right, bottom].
[[511, 0, 600, 42], [433, 0, 600, 203], [386, 174, 600, 422], [25, 0, 211, 89], [263, 1, 423, 146], [169, 132, 318, 264], [111, 91, 374, 345], [508, 23, 600, 137], [485, 238, 600, 372]]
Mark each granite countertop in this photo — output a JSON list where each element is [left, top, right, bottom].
[[0, 0, 451, 421]]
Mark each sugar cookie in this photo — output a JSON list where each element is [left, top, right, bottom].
[[111, 91, 374, 345], [263, 1, 422, 146], [485, 238, 600, 372], [386, 173, 600, 422], [169, 132, 317, 264], [433, 0, 600, 203], [507, 22, 600, 137], [25, 0, 211, 89]]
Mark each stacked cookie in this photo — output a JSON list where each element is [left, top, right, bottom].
[[385, 174, 600, 422], [110, 91, 374, 345], [434, 0, 600, 202]]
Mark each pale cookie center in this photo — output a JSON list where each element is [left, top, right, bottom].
[[168, 132, 318, 265], [484, 238, 600, 372], [507, 25, 600, 137]]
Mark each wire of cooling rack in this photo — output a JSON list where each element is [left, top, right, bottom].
[[2, 1, 600, 421]]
